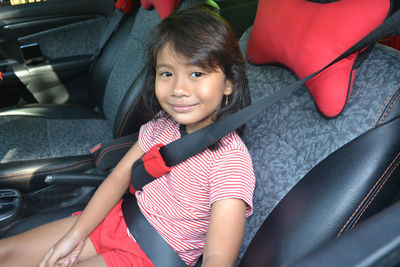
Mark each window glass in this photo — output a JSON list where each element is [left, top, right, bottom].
[[0, 0, 47, 6]]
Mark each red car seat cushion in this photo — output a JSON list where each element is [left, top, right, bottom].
[[141, 0, 182, 19], [247, 0, 390, 117]]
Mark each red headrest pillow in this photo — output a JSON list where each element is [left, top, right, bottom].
[[141, 0, 182, 19], [247, 0, 391, 117]]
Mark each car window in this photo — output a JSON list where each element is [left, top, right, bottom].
[[0, 0, 46, 6]]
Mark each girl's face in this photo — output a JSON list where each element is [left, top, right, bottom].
[[155, 43, 233, 134]]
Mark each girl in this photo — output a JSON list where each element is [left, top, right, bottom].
[[0, 3, 255, 267]]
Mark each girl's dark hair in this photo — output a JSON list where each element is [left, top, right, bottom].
[[136, 3, 250, 135]]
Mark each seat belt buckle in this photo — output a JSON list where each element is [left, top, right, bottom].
[[115, 0, 133, 13], [142, 144, 172, 178]]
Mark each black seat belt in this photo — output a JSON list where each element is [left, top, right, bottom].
[[122, 195, 188, 266], [122, 9, 400, 267]]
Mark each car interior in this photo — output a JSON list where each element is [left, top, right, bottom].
[[0, 0, 399, 266]]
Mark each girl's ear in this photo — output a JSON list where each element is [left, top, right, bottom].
[[224, 79, 233, 96]]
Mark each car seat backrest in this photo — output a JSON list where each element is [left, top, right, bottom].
[[91, 0, 203, 139], [237, 26, 400, 265], [96, 5, 160, 131], [88, 14, 137, 114]]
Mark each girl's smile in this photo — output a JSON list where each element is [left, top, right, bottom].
[[155, 42, 233, 134], [169, 103, 198, 113]]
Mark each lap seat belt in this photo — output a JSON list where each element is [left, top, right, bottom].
[[121, 9, 400, 267], [122, 195, 188, 266]]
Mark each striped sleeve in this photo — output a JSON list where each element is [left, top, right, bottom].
[[208, 148, 255, 217], [138, 119, 156, 153]]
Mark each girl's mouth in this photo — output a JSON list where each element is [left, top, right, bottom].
[[170, 104, 198, 112]]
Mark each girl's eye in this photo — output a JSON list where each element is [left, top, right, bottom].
[[190, 72, 203, 78], [160, 72, 172, 77]]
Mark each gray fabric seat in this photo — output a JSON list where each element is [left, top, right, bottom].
[[237, 27, 400, 265]]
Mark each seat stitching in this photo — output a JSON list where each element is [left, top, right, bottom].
[[116, 106, 129, 137], [369, 82, 399, 130], [350, 156, 400, 230], [95, 142, 134, 164], [336, 151, 400, 238], [0, 161, 94, 181], [0, 159, 93, 178], [97, 142, 134, 155], [95, 143, 134, 166], [377, 91, 400, 127], [117, 101, 136, 138]]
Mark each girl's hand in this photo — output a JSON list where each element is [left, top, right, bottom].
[[38, 231, 85, 267]]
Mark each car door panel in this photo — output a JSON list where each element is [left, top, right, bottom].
[[0, 0, 114, 108], [1, 55, 93, 105], [14, 16, 107, 60], [0, 0, 113, 34]]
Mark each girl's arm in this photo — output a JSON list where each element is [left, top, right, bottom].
[[201, 198, 247, 267], [40, 141, 144, 266], [69, 141, 144, 238]]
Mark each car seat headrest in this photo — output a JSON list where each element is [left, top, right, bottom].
[[140, 0, 182, 19], [247, 0, 391, 117]]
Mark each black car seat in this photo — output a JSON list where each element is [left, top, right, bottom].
[[0, 0, 204, 192]]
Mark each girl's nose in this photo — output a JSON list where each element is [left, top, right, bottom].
[[171, 76, 190, 97]]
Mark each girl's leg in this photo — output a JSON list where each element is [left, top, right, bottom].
[[0, 215, 101, 267], [76, 255, 107, 267]]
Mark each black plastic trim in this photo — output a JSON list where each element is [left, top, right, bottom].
[[45, 173, 106, 187], [0, 155, 95, 192], [0, 203, 85, 238], [0, 0, 114, 25], [0, 104, 105, 119], [6, 15, 101, 37]]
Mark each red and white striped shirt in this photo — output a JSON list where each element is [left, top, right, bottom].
[[135, 113, 255, 266]]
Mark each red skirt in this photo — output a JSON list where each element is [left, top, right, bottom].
[[73, 200, 154, 267]]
